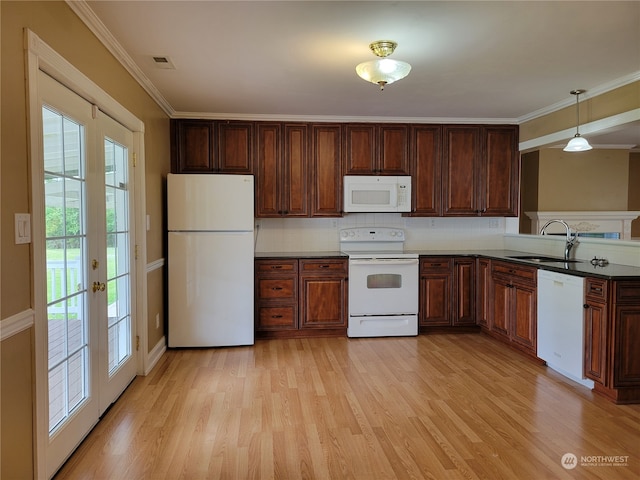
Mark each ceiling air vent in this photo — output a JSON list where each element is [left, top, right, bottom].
[[152, 56, 175, 69]]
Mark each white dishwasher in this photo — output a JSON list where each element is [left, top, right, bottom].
[[537, 270, 593, 388]]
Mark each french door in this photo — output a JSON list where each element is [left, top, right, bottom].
[[38, 71, 137, 478]]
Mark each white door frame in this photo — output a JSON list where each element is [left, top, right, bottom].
[[26, 29, 149, 479]]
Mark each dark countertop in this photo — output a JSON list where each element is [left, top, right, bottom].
[[407, 249, 640, 280], [255, 250, 347, 259], [255, 249, 640, 280]]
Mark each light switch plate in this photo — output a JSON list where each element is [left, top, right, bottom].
[[15, 213, 31, 244]]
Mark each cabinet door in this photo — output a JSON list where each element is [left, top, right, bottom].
[[379, 124, 409, 174], [171, 119, 215, 173], [613, 304, 640, 387], [344, 124, 377, 174], [442, 126, 480, 216], [409, 125, 441, 215], [282, 124, 309, 217], [584, 299, 607, 384], [217, 121, 253, 173], [300, 276, 347, 328], [419, 274, 452, 326], [476, 258, 491, 327], [311, 124, 342, 216], [491, 277, 510, 337], [481, 126, 519, 216], [511, 283, 537, 352], [453, 258, 475, 325], [255, 123, 281, 217]]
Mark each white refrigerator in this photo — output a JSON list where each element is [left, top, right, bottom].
[[167, 173, 254, 347]]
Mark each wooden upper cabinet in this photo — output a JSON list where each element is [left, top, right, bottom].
[[255, 123, 308, 217], [255, 123, 281, 217], [282, 124, 309, 217], [442, 125, 481, 216], [171, 119, 215, 173], [171, 119, 254, 174], [379, 124, 410, 174], [409, 125, 441, 216], [344, 124, 409, 175], [311, 124, 343, 216], [482, 126, 519, 216], [217, 121, 254, 173], [442, 125, 519, 217]]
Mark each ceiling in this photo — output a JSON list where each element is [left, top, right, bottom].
[[80, 1, 640, 147]]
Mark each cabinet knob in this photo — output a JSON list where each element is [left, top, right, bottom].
[[583, 304, 589, 309]]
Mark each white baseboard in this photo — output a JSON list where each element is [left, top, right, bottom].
[[144, 336, 166, 375]]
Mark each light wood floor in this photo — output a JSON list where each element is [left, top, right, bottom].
[[55, 334, 640, 479]]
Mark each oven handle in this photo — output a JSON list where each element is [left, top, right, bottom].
[[349, 258, 419, 266]]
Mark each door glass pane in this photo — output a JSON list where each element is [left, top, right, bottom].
[[43, 106, 89, 433], [104, 137, 131, 374]]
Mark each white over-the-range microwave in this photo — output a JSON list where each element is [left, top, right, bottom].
[[343, 175, 412, 213]]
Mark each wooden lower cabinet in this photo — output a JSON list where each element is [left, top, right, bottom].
[[487, 260, 537, 355], [587, 279, 640, 404], [419, 256, 477, 330], [299, 260, 347, 330], [255, 258, 347, 338]]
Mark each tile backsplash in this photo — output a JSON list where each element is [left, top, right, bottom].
[[254, 213, 512, 252], [254, 214, 639, 267]]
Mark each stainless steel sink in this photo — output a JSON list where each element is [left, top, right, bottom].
[[507, 255, 582, 263]]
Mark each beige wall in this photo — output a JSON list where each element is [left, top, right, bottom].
[[1, 1, 170, 477], [538, 148, 629, 211]]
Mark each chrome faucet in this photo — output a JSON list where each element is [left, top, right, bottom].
[[540, 219, 578, 261]]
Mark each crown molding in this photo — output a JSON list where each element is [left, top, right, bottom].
[[66, 0, 175, 117]]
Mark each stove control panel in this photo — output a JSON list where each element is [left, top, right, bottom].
[[339, 227, 405, 242]]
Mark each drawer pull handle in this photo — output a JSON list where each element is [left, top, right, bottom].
[[319, 265, 330, 268], [592, 287, 603, 292], [271, 265, 283, 269], [272, 287, 283, 291], [271, 315, 283, 318]]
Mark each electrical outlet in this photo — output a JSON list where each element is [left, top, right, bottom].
[[155, 313, 160, 329], [489, 219, 500, 229]]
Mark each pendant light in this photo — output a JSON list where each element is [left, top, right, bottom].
[[563, 89, 592, 152], [356, 40, 411, 91]]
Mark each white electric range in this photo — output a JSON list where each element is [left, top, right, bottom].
[[340, 227, 419, 337]]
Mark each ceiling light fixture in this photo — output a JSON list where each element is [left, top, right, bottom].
[[356, 40, 411, 91], [563, 89, 592, 152]]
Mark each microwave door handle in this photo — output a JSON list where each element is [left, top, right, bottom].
[[390, 183, 397, 207]]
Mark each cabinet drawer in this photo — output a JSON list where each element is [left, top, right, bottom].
[[585, 278, 608, 301], [491, 261, 536, 284], [257, 277, 297, 301], [300, 259, 347, 274], [615, 281, 640, 303], [257, 305, 297, 329], [256, 259, 298, 274], [420, 257, 453, 273]]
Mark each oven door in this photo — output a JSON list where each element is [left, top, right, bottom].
[[348, 258, 419, 316]]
